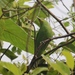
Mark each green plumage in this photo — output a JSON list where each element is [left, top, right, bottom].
[[35, 18, 54, 56], [26, 18, 54, 71]]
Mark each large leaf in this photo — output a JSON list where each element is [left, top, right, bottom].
[[62, 50, 74, 70], [42, 55, 70, 75], [0, 61, 22, 75], [0, 19, 34, 54]]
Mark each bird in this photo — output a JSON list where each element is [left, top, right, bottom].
[[26, 18, 54, 73], [35, 17, 54, 57]]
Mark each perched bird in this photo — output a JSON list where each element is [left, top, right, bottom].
[[26, 18, 54, 72], [35, 18, 54, 57]]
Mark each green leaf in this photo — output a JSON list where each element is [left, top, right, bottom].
[[59, 42, 75, 53], [12, 46, 16, 53], [20, 63, 27, 74], [62, 50, 74, 70], [0, 61, 22, 75], [64, 22, 69, 26], [28, 6, 49, 21], [0, 66, 14, 75], [42, 55, 52, 64], [0, 8, 2, 16], [18, 0, 31, 6], [56, 61, 70, 75], [47, 69, 58, 75], [0, 65, 6, 74], [66, 43, 75, 52], [0, 19, 34, 54], [42, 55, 70, 75], [31, 67, 48, 75], [29, 1, 53, 21], [17, 48, 21, 55], [42, 1, 54, 8], [0, 49, 17, 60], [62, 17, 69, 21], [0, 0, 14, 8]]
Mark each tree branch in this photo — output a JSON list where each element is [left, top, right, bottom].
[[0, 2, 39, 19], [42, 32, 75, 43], [60, 0, 69, 11], [25, 38, 75, 73], [36, 0, 75, 39]]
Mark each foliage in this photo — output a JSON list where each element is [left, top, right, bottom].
[[0, 0, 75, 75]]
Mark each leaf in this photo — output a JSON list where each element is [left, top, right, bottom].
[[62, 17, 69, 21], [47, 69, 58, 75], [28, 6, 49, 21], [42, 55, 70, 75], [0, 19, 34, 54], [0, 65, 5, 74], [0, 8, 2, 16], [42, 1, 54, 8], [31, 67, 48, 75], [1, 67, 14, 75], [0, 61, 22, 75], [0, 0, 14, 8], [0, 49, 17, 60], [56, 61, 70, 75], [62, 50, 74, 70], [12, 46, 16, 53], [20, 63, 27, 74], [29, 1, 54, 22], [59, 42, 75, 53], [30, 1, 54, 20], [64, 22, 69, 26], [18, 0, 31, 6]]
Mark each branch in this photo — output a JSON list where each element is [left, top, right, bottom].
[[42, 32, 75, 43], [34, 32, 75, 56], [25, 38, 75, 73], [60, 0, 69, 11], [25, 32, 75, 73], [1, 8, 32, 19], [36, 0, 75, 39], [0, 2, 39, 19]]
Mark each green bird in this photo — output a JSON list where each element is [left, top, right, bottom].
[[35, 18, 54, 57], [26, 18, 54, 72]]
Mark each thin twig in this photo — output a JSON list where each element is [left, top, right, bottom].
[[1, 2, 39, 19], [42, 32, 75, 43], [2, 7, 32, 12], [1, 9, 31, 19], [60, 0, 69, 11], [31, 32, 75, 57]]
